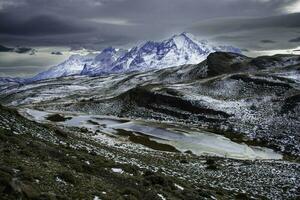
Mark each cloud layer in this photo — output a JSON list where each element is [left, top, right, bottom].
[[0, 0, 299, 76], [0, 0, 299, 48]]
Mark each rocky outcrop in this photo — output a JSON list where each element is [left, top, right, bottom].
[[206, 52, 250, 76]]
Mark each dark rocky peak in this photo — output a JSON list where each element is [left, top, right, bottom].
[[206, 52, 250, 76]]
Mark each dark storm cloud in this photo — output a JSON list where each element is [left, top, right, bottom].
[[261, 40, 276, 44], [0, 0, 299, 48], [0, 13, 93, 36], [189, 13, 300, 34], [289, 37, 300, 42], [188, 12, 300, 51], [51, 51, 63, 55], [0, 44, 35, 54]]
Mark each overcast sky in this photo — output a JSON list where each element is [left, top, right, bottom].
[[0, 0, 300, 77]]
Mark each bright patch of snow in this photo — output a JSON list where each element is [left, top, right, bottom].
[[157, 193, 166, 200], [111, 168, 124, 174], [174, 183, 184, 190], [55, 177, 67, 185], [275, 71, 300, 83], [93, 196, 101, 200]]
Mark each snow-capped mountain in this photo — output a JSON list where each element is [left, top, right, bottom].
[[30, 33, 242, 81], [81, 32, 241, 75], [31, 54, 96, 81]]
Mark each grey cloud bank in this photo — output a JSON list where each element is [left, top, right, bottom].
[[0, 0, 299, 77]]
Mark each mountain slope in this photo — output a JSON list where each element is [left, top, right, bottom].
[[81, 47, 127, 75], [30, 54, 96, 81], [0, 77, 25, 91]]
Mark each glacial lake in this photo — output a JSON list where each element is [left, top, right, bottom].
[[20, 108, 283, 160]]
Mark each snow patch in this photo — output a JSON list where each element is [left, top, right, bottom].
[[157, 193, 166, 200], [111, 168, 124, 174], [93, 196, 101, 200], [174, 183, 184, 190]]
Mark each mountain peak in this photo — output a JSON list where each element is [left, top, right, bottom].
[[170, 33, 193, 49], [102, 47, 116, 53], [171, 32, 191, 39]]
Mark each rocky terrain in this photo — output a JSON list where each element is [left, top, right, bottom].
[[0, 52, 299, 199]]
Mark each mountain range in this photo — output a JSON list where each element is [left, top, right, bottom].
[[29, 33, 241, 81]]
